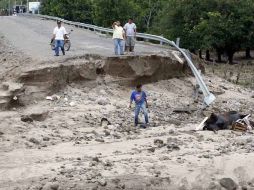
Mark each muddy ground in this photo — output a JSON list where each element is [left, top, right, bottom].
[[1, 16, 254, 190]]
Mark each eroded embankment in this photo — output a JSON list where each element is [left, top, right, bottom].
[[0, 53, 186, 109]]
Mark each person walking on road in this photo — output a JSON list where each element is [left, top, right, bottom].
[[51, 21, 67, 56], [124, 18, 137, 53], [112, 21, 125, 55], [129, 84, 149, 127]]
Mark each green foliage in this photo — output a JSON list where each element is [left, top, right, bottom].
[[40, 0, 163, 30], [152, 0, 254, 62], [41, 0, 93, 23], [40, 0, 254, 62]]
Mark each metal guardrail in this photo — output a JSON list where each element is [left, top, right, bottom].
[[22, 13, 216, 106], [24, 14, 172, 45]]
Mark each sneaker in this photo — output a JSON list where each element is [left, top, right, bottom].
[[54, 54, 59, 56]]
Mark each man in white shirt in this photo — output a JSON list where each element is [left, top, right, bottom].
[[112, 21, 125, 55], [51, 21, 67, 56], [124, 18, 137, 53]]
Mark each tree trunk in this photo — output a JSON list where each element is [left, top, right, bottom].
[[217, 51, 222, 63], [245, 47, 251, 59], [205, 50, 210, 61], [228, 51, 234, 64], [199, 49, 203, 59]]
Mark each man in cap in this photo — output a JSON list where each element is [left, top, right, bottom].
[[51, 21, 67, 56]]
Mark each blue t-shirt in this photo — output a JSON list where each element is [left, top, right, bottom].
[[130, 91, 147, 105]]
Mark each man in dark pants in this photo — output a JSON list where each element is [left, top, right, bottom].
[[129, 84, 149, 127], [51, 21, 67, 56]]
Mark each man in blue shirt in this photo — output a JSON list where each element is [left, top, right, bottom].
[[129, 84, 149, 127]]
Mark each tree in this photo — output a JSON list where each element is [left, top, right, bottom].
[[192, 1, 254, 63], [93, 0, 134, 27], [152, 0, 254, 64]]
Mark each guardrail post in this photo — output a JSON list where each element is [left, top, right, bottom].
[[176, 37, 180, 47], [169, 41, 216, 106], [160, 35, 164, 45]]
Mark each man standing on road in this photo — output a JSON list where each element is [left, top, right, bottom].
[[129, 84, 149, 127], [51, 21, 67, 56], [124, 18, 137, 53], [112, 21, 125, 55]]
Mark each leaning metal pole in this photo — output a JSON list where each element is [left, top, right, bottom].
[[168, 40, 216, 106]]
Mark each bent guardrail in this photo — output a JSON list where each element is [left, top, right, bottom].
[[22, 13, 216, 106]]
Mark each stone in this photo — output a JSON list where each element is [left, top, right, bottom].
[[22, 107, 49, 122], [97, 98, 109, 105], [98, 178, 107, 186], [147, 147, 156, 153], [69, 102, 76, 107], [219, 178, 237, 190], [29, 137, 40, 145], [92, 157, 100, 162], [43, 137, 50, 141], [95, 138, 105, 143], [42, 182, 59, 190], [207, 181, 221, 190], [154, 139, 164, 148], [21, 115, 33, 123]]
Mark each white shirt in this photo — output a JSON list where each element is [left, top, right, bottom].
[[113, 26, 124, 39], [124, 23, 136, 36], [53, 26, 67, 40]]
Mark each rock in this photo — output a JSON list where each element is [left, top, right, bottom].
[[219, 178, 237, 190], [95, 138, 105, 143], [92, 157, 100, 162], [173, 107, 197, 114], [98, 178, 107, 186], [69, 102, 76, 107], [154, 139, 164, 148], [42, 182, 59, 190], [0, 131, 4, 136], [97, 98, 109, 105], [147, 147, 156, 153], [29, 137, 40, 145], [208, 181, 221, 190], [21, 115, 33, 123], [22, 107, 49, 122], [104, 130, 110, 136], [167, 144, 180, 151], [167, 119, 182, 126], [43, 137, 50, 141]]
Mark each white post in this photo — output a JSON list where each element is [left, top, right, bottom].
[[176, 37, 180, 47]]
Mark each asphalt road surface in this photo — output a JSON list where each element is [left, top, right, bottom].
[[0, 15, 167, 62]]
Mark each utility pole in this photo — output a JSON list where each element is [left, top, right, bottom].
[[27, 0, 28, 13]]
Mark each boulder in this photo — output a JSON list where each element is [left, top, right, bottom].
[[219, 178, 237, 190], [22, 106, 49, 122]]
